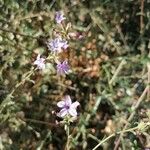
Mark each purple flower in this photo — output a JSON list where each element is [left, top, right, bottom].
[[57, 95, 80, 118], [55, 11, 66, 24], [34, 54, 45, 70], [61, 39, 68, 49], [47, 37, 68, 53], [56, 60, 69, 75]]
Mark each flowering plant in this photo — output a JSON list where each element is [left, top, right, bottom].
[[57, 95, 80, 118], [32, 10, 80, 150]]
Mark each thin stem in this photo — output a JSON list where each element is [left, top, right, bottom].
[[66, 124, 70, 150], [109, 59, 126, 85], [140, 0, 145, 34], [147, 52, 150, 99], [37, 131, 52, 150], [92, 126, 139, 150], [75, 92, 103, 141], [116, 25, 128, 50], [0, 28, 39, 39], [113, 86, 148, 150], [0, 67, 36, 113], [11, 67, 36, 95], [23, 118, 60, 127], [91, 86, 148, 150]]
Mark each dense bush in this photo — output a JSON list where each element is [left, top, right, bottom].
[[0, 0, 150, 149]]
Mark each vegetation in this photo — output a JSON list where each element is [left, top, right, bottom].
[[0, 0, 150, 149]]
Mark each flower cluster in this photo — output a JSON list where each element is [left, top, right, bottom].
[[34, 11, 69, 75], [33, 11, 80, 121], [47, 37, 68, 53]]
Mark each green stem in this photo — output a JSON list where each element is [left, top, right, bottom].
[[66, 124, 70, 150], [0, 67, 36, 112], [92, 126, 139, 150]]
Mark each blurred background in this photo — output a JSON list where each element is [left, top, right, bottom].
[[0, 0, 150, 149]]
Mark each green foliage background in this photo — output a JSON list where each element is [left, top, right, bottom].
[[0, 0, 150, 149]]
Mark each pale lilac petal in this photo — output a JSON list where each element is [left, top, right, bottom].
[[61, 40, 68, 49], [64, 95, 72, 106], [57, 66, 64, 74], [37, 54, 40, 60], [33, 55, 45, 70], [68, 108, 77, 117], [62, 44, 68, 49], [34, 60, 38, 65], [41, 58, 45, 62], [39, 63, 45, 69], [56, 60, 69, 75], [55, 11, 66, 24], [57, 101, 65, 108], [71, 101, 80, 109], [47, 38, 68, 53], [58, 108, 68, 117]]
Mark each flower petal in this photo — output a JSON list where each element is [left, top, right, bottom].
[[39, 63, 45, 69], [58, 108, 68, 117], [34, 60, 38, 65], [71, 101, 80, 109], [41, 58, 45, 62], [37, 54, 41, 60], [64, 95, 72, 106], [55, 11, 66, 24], [68, 108, 77, 117], [57, 101, 65, 108]]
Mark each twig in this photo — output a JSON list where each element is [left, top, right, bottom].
[[23, 118, 60, 127], [88, 134, 100, 143], [140, 0, 145, 34], [37, 131, 52, 150], [0, 68, 36, 113], [75, 95, 102, 141], [17, 11, 52, 21], [113, 86, 148, 150], [49, 0, 56, 10], [92, 125, 139, 150], [0, 28, 39, 39], [56, 83, 77, 91], [109, 59, 126, 85], [10, 68, 36, 96], [17, 0, 56, 21], [147, 52, 150, 100], [90, 12, 121, 55], [116, 25, 128, 50], [92, 122, 150, 150]]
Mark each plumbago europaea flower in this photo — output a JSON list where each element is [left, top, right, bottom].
[[57, 95, 80, 118], [56, 60, 69, 75], [55, 11, 66, 24], [47, 37, 68, 53], [57, 95, 80, 150], [34, 54, 45, 70], [32, 11, 81, 150], [34, 11, 82, 76], [33, 10, 82, 76]]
